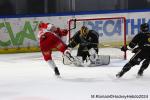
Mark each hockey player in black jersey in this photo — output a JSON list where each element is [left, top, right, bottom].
[[116, 23, 150, 78], [68, 26, 99, 62]]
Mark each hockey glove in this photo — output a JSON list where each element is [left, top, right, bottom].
[[62, 29, 68, 35], [121, 45, 128, 52]]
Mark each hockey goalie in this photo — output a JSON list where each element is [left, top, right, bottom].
[[63, 26, 110, 66]]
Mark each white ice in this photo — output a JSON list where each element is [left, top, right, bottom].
[[0, 49, 150, 100]]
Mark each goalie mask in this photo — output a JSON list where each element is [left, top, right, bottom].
[[140, 23, 149, 32], [80, 26, 89, 38]]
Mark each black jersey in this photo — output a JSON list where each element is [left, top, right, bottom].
[[68, 30, 99, 61], [68, 30, 99, 48], [129, 32, 150, 50]]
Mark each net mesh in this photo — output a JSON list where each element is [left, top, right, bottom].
[[68, 17, 127, 59]]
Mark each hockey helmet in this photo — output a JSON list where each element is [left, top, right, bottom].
[[47, 23, 55, 31], [38, 22, 48, 29], [39, 22, 56, 32], [80, 26, 89, 36], [140, 23, 149, 32]]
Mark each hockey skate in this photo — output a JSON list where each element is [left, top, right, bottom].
[[137, 69, 144, 77], [54, 67, 60, 76], [116, 70, 125, 78]]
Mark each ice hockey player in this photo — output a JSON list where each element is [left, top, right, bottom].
[[67, 26, 109, 66], [67, 26, 99, 62], [38, 22, 74, 76], [116, 23, 150, 78]]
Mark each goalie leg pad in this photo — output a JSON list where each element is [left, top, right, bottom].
[[63, 55, 110, 67], [89, 55, 110, 66], [73, 56, 84, 67], [63, 55, 83, 66]]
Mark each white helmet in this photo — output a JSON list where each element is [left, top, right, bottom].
[[47, 23, 56, 31], [47, 23, 53, 30]]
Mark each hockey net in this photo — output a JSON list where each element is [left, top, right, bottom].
[[68, 17, 127, 59]]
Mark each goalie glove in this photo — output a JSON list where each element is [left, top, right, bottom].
[[89, 48, 97, 56], [88, 48, 98, 62]]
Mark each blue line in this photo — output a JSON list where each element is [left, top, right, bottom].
[[0, 9, 150, 19]]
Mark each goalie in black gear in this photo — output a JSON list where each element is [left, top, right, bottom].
[[116, 23, 150, 78], [68, 26, 99, 62], [67, 26, 110, 66]]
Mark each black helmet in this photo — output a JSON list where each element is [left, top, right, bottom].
[[140, 23, 149, 32]]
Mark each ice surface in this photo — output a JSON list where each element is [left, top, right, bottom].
[[0, 49, 150, 100]]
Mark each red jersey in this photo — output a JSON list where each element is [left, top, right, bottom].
[[38, 23, 68, 61]]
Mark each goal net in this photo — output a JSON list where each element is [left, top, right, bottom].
[[68, 17, 127, 59]]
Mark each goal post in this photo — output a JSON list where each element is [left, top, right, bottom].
[[68, 17, 127, 60]]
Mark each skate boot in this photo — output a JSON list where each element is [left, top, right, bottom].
[[116, 70, 125, 78], [54, 67, 60, 76], [137, 69, 144, 76]]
